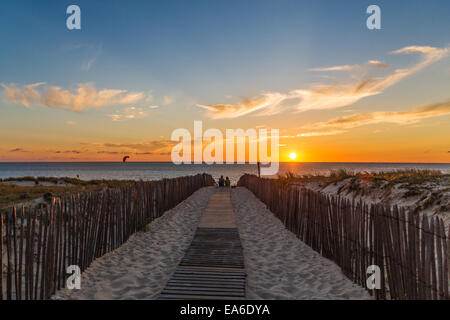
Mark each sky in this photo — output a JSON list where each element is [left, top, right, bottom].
[[1, 0, 449, 163]]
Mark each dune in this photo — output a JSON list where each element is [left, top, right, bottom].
[[232, 187, 372, 300]]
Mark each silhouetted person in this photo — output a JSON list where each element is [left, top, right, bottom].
[[218, 175, 225, 187], [225, 177, 231, 187]]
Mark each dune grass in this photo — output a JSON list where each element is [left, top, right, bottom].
[[0, 177, 135, 210], [0, 176, 134, 187], [278, 169, 448, 186]]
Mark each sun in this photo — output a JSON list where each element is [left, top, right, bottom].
[[289, 152, 297, 161]]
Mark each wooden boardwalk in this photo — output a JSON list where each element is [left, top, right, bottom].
[[159, 188, 246, 300]]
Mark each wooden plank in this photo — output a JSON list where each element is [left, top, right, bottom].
[[158, 294, 242, 300], [171, 273, 246, 280], [170, 271, 245, 277], [161, 288, 244, 297], [165, 280, 245, 287], [175, 267, 245, 273], [170, 276, 245, 282], [175, 266, 246, 273], [164, 285, 245, 293], [159, 189, 246, 300]]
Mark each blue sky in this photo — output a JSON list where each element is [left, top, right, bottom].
[[2, 1, 449, 94], [1, 1, 449, 162]]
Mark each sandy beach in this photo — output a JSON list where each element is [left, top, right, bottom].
[[232, 187, 371, 300], [56, 187, 215, 300], [53, 186, 371, 300]]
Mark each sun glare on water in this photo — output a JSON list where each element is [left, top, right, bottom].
[[289, 152, 297, 161]]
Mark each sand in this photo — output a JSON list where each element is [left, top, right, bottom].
[[55, 186, 370, 300], [232, 187, 372, 300], [304, 178, 450, 234], [55, 187, 215, 300]]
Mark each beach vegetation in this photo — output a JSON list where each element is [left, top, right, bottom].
[[0, 177, 135, 210], [277, 169, 448, 186]]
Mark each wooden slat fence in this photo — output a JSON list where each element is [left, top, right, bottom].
[[238, 174, 449, 300], [0, 174, 214, 300]]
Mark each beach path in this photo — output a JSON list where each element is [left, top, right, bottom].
[[55, 186, 370, 300], [159, 188, 246, 300], [198, 188, 236, 228]]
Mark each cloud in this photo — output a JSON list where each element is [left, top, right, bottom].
[[63, 43, 102, 72], [82, 59, 96, 72], [83, 140, 176, 153], [145, 93, 154, 103], [54, 150, 81, 154], [197, 95, 285, 119], [297, 130, 347, 137], [2, 82, 151, 112], [9, 148, 28, 152], [96, 151, 154, 156], [118, 92, 146, 104], [197, 45, 449, 119], [108, 106, 150, 121], [162, 96, 175, 105], [2, 82, 44, 108], [309, 99, 450, 131], [310, 65, 356, 72], [310, 60, 388, 72], [66, 120, 77, 126]]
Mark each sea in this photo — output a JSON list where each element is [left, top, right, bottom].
[[0, 162, 449, 185]]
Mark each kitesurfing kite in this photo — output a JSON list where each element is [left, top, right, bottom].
[[122, 156, 130, 163]]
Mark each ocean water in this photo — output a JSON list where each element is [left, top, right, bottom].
[[0, 162, 449, 185]]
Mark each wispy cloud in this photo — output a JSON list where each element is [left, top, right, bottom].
[[310, 100, 450, 131], [197, 96, 281, 119], [197, 45, 449, 119], [9, 148, 29, 153], [2, 82, 151, 112], [297, 130, 347, 137], [63, 43, 103, 72], [81, 59, 96, 72], [108, 106, 151, 121], [54, 150, 81, 154], [1, 82, 45, 107], [82, 140, 176, 153], [310, 60, 388, 72], [162, 96, 175, 105], [135, 152, 153, 155]]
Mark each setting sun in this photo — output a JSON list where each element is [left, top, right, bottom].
[[289, 152, 297, 161]]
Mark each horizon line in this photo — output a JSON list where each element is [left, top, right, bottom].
[[0, 161, 449, 165]]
